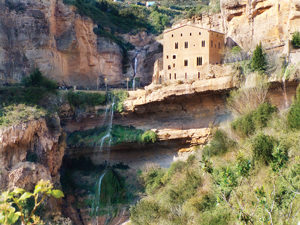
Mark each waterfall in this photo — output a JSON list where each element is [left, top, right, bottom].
[[132, 53, 138, 91], [282, 66, 289, 108], [92, 171, 107, 216], [92, 94, 115, 220]]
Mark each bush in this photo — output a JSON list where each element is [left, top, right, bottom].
[[252, 134, 277, 165], [251, 43, 267, 73], [22, 69, 57, 90], [67, 91, 106, 109], [141, 130, 157, 143], [140, 166, 165, 194], [203, 130, 235, 157], [231, 103, 277, 137], [111, 90, 128, 113], [287, 86, 300, 129], [291, 32, 300, 49]]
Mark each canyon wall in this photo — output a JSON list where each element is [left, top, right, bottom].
[[0, 0, 160, 88]]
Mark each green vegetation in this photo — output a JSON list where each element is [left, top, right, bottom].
[[141, 130, 157, 143], [67, 125, 157, 147], [0, 69, 58, 127], [287, 86, 300, 129], [291, 31, 300, 49], [251, 43, 267, 73], [67, 91, 106, 109], [130, 84, 300, 225], [203, 130, 235, 157], [111, 90, 129, 113], [0, 180, 64, 225], [231, 102, 277, 137]]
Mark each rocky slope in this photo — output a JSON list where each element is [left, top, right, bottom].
[[0, 116, 65, 213], [0, 0, 161, 88]]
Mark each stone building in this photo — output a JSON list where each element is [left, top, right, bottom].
[[159, 24, 225, 83]]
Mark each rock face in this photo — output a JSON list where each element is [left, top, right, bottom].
[[221, 0, 300, 52], [0, 0, 162, 88], [0, 0, 122, 87], [0, 117, 65, 190]]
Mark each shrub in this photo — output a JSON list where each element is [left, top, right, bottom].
[[141, 130, 157, 143], [67, 91, 106, 109], [287, 86, 300, 129], [203, 130, 235, 157], [270, 144, 289, 172], [140, 166, 165, 194], [112, 90, 129, 113], [231, 103, 277, 137], [291, 31, 300, 49], [252, 134, 277, 165], [251, 43, 267, 73], [22, 69, 57, 90], [236, 155, 252, 177]]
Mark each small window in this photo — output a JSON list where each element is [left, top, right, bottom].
[[199, 32, 201, 35], [171, 34, 174, 37], [174, 73, 176, 80], [175, 42, 178, 49], [185, 73, 187, 79], [190, 33, 192, 36], [198, 72, 200, 79], [184, 60, 188, 67], [166, 55, 169, 59], [218, 42, 221, 49], [169, 73, 171, 79], [197, 57, 202, 66], [181, 33, 183, 37], [211, 40, 213, 47], [215, 44, 217, 48], [168, 65, 171, 70], [173, 55, 176, 59], [202, 41, 205, 47], [173, 63, 175, 68], [185, 42, 188, 48]]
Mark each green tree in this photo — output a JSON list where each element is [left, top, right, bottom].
[[0, 180, 64, 225], [251, 43, 267, 73], [291, 32, 300, 49]]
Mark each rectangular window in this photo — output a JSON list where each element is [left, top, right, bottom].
[[218, 42, 221, 49], [173, 55, 176, 59], [174, 73, 176, 80], [198, 72, 201, 79], [168, 65, 171, 70], [202, 41, 205, 47], [185, 42, 188, 48], [175, 42, 178, 49], [185, 73, 187, 79], [211, 40, 213, 47], [173, 63, 175, 68], [169, 73, 171, 79], [184, 60, 188, 67], [166, 55, 169, 59], [197, 57, 202, 66]]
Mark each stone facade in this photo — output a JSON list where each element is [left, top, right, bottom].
[[161, 25, 225, 83]]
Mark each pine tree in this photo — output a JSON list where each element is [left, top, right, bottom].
[[251, 43, 267, 73]]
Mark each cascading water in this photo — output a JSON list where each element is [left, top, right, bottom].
[[132, 53, 138, 91], [282, 65, 289, 108], [92, 94, 115, 221]]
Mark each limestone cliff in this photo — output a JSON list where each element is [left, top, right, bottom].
[[0, 116, 65, 191], [0, 0, 160, 88], [221, 0, 300, 52]]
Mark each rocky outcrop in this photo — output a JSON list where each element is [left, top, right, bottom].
[[0, 116, 65, 190], [0, 0, 123, 87], [221, 0, 300, 52]]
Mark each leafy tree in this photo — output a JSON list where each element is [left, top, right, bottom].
[[251, 43, 267, 73], [22, 69, 57, 90], [0, 180, 64, 225], [291, 31, 300, 49], [252, 134, 277, 165], [287, 86, 300, 129]]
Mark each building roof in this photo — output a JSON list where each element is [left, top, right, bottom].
[[164, 24, 224, 35]]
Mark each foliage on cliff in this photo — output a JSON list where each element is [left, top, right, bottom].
[[67, 91, 106, 109], [251, 43, 267, 73], [291, 32, 300, 49], [130, 85, 300, 225], [67, 125, 157, 147], [0, 69, 58, 127], [0, 180, 64, 225]]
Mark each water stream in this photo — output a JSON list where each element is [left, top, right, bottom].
[[282, 66, 289, 108], [92, 93, 115, 222], [132, 53, 139, 91]]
